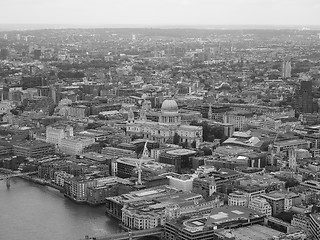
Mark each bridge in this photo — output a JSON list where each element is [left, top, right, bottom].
[[82, 227, 163, 240], [0, 168, 38, 188]]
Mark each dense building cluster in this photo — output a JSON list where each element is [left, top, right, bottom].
[[2, 28, 320, 239]]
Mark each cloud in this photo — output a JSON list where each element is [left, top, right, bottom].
[[0, 0, 319, 26]]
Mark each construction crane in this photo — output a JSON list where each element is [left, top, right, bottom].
[[135, 141, 149, 185], [269, 132, 280, 166]]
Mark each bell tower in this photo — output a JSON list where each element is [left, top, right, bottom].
[[128, 107, 134, 123]]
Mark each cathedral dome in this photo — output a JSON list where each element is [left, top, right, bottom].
[[161, 99, 178, 112]]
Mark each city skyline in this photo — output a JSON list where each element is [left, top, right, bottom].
[[1, 0, 320, 27]]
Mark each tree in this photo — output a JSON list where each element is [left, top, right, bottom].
[[202, 147, 212, 156], [190, 120, 225, 142], [173, 133, 180, 145], [179, 141, 188, 148], [191, 140, 197, 148], [131, 134, 141, 141], [285, 178, 300, 189], [274, 211, 294, 223]]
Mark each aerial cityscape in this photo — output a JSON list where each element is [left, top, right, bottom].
[[1, 1, 320, 240]]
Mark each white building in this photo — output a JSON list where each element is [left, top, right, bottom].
[[46, 125, 94, 155], [46, 125, 73, 145], [167, 173, 196, 192], [223, 111, 251, 131], [248, 197, 272, 217], [59, 137, 95, 155], [228, 191, 248, 207], [0, 100, 15, 114]]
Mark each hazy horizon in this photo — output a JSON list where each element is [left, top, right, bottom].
[[1, 23, 320, 32], [1, 0, 320, 29]]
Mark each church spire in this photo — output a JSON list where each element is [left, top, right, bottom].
[[128, 107, 134, 123], [139, 107, 147, 121], [208, 103, 213, 120], [141, 141, 149, 159]]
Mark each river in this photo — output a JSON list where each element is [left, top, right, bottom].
[[0, 177, 121, 240]]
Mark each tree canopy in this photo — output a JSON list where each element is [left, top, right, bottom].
[[190, 120, 225, 141]]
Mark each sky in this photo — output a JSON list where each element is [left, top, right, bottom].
[[1, 0, 320, 27]]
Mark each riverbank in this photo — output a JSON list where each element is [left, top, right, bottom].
[[0, 178, 121, 240], [0, 167, 64, 191]]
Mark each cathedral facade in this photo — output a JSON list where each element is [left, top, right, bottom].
[[126, 99, 202, 147]]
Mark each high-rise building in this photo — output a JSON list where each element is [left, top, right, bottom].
[[309, 213, 320, 240], [34, 49, 41, 60], [21, 76, 47, 90], [0, 49, 9, 59], [282, 60, 292, 79], [295, 80, 313, 113]]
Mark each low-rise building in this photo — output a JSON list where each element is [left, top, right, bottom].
[[101, 147, 136, 159], [106, 186, 203, 221], [273, 139, 311, 154], [228, 191, 247, 207], [164, 206, 265, 240], [87, 177, 131, 206], [248, 197, 272, 217], [59, 136, 95, 155], [192, 176, 217, 199], [54, 171, 74, 187], [261, 191, 301, 216], [12, 140, 55, 158], [166, 173, 195, 192], [291, 214, 309, 232]]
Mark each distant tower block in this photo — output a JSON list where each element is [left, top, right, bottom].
[[208, 104, 213, 120], [282, 59, 292, 79], [288, 148, 297, 171], [128, 107, 135, 123], [139, 107, 147, 121], [132, 34, 136, 41]]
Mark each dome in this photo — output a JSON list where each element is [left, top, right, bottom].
[[161, 99, 178, 112]]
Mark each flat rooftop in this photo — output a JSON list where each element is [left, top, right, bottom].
[[310, 213, 320, 226], [188, 206, 262, 227], [261, 191, 286, 200], [82, 152, 108, 161], [108, 186, 201, 205], [166, 149, 197, 156], [220, 224, 282, 240], [274, 139, 309, 146]]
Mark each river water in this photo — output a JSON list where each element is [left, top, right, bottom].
[[0, 178, 121, 240]]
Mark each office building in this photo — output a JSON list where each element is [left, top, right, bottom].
[[46, 125, 74, 145], [228, 191, 248, 207], [282, 60, 292, 79], [309, 213, 320, 240], [59, 137, 95, 155], [159, 148, 197, 173], [12, 140, 55, 158], [248, 197, 272, 217], [164, 206, 265, 240], [192, 176, 217, 199], [295, 80, 313, 113]]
